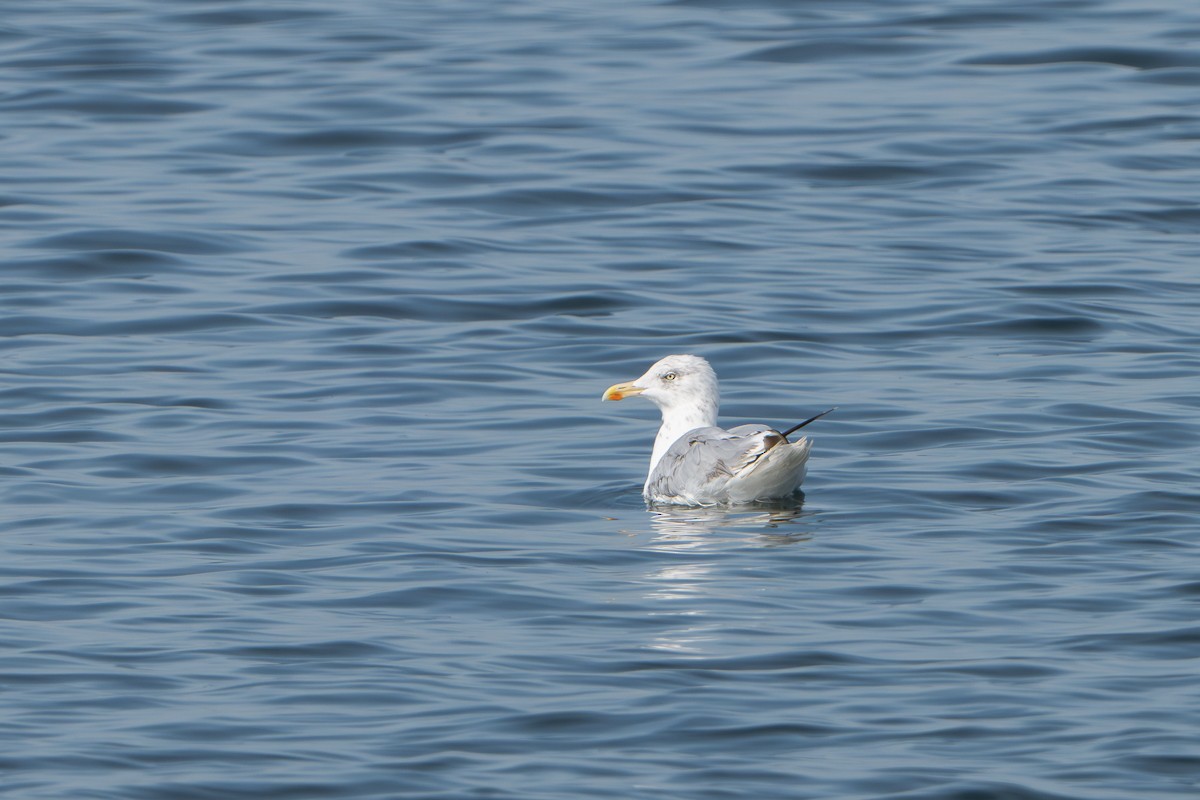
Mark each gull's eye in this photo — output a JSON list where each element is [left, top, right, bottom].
[[663, 372, 677, 382]]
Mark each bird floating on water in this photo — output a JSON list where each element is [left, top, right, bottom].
[[602, 354, 834, 506]]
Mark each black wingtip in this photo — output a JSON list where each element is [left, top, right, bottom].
[[780, 407, 837, 440]]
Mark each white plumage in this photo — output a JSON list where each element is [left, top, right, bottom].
[[602, 354, 827, 506]]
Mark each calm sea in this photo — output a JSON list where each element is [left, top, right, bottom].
[[2, 1, 1198, 798]]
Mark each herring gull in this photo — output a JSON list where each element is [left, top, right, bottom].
[[602, 354, 833, 506]]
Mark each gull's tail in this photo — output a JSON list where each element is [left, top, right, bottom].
[[726, 436, 812, 504]]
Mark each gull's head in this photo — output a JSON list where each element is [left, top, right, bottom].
[[602, 354, 719, 412]]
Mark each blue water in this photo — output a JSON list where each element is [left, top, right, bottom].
[[3, 1, 1199, 798]]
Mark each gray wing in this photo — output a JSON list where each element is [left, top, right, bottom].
[[644, 424, 785, 505]]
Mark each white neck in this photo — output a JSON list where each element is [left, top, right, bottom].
[[646, 398, 719, 479]]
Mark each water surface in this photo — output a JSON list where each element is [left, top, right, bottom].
[[2, 1, 1199, 798]]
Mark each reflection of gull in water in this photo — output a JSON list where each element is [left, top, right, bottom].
[[602, 355, 833, 506], [646, 503, 812, 550], [638, 505, 812, 655], [645, 562, 715, 601], [651, 504, 808, 532]]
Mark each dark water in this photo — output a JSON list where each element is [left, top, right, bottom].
[[3, 1, 1199, 798]]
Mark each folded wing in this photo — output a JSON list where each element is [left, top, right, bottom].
[[644, 424, 811, 505]]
